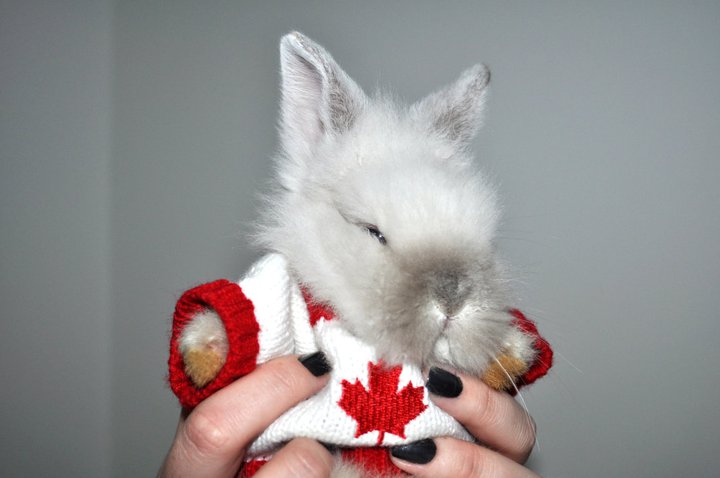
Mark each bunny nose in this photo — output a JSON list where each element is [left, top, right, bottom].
[[436, 270, 460, 296], [432, 270, 469, 316]]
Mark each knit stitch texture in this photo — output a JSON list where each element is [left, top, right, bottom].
[[168, 254, 553, 476]]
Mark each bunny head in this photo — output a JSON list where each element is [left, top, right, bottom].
[[259, 32, 514, 375]]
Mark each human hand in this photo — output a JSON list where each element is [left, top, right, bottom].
[[390, 367, 540, 477], [158, 353, 334, 478]]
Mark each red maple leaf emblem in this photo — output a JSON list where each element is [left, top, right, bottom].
[[338, 361, 428, 445]]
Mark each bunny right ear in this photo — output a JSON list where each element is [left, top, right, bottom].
[[279, 32, 366, 159], [412, 64, 491, 148]]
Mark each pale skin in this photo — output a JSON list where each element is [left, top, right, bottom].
[[158, 356, 540, 478]]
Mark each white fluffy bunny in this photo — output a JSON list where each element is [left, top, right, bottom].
[[169, 32, 551, 478]]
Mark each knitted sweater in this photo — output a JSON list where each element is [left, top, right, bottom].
[[168, 254, 553, 476]]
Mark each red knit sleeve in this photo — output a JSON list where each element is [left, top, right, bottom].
[[508, 309, 554, 392], [168, 279, 260, 409]]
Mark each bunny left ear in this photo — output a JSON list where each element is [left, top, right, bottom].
[[412, 64, 491, 147]]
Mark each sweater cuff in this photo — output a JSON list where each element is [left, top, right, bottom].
[[508, 308, 554, 391], [168, 279, 260, 409]]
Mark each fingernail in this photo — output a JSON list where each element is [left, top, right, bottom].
[[320, 442, 338, 453], [426, 367, 463, 398], [299, 351, 331, 376], [391, 439, 437, 464]]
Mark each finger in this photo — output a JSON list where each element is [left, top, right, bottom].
[[425, 367, 536, 462], [391, 437, 541, 478], [160, 353, 331, 478], [253, 438, 334, 478]]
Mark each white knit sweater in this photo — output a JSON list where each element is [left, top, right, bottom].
[[171, 253, 551, 466], [237, 254, 473, 456]]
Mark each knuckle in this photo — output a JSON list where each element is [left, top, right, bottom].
[[515, 415, 537, 460], [472, 382, 503, 429], [290, 442, 332, 476], [183, 409, 230, 457], [259, 359, 305, 397], [267, 439, 332, 478], [455, 447, 490, 477]]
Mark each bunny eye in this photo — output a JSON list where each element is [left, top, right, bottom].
[[364, 224, 387, 245]]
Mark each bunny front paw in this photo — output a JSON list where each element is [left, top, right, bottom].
[[482, 354, 529, 392], [178, 309, 228, 388]]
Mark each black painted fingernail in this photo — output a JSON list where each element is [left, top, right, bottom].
[[391, 439, 437, 464], [299, 351, 331, 376], [426, 367, 463, 398], [321, 442, 339, 453]]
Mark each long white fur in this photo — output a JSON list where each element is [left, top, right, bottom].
[[182, 32, 537, 477], [258, 32, 523, 376], [178, 309, 228, 360]]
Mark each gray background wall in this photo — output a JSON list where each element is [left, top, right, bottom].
[[1, 1, 718, 477], [1, 0, 113, 476]]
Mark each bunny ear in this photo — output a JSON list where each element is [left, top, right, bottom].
[[413, 64, 491, 147], [279, 32, 366, 158]]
